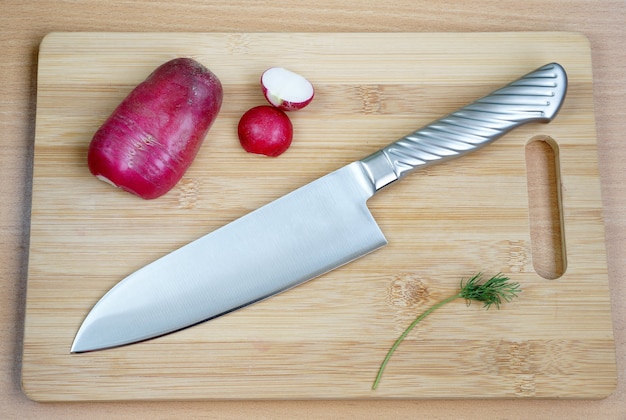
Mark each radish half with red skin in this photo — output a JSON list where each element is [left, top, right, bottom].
[[261, 67, 314, 111], [88, 58, 223, 199], [238, 106, 293, 157]]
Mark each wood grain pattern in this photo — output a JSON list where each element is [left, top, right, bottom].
[[21, 32, 615, 401]]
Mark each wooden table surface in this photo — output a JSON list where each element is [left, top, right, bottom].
[[2, 1, 624, 418]]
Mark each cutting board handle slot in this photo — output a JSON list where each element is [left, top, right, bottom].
[[525, 135, 566, 280]]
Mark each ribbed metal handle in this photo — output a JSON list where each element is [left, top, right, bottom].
[[360, 63, 568, 191]]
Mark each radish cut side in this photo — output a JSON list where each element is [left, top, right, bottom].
[[261, 67, 314, 111]]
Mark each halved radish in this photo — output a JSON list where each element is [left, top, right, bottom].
[[261, 67, 314, 111], [238, 105, 293, 157]]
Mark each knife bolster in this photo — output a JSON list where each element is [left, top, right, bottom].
[[360, 150, 399, 192]]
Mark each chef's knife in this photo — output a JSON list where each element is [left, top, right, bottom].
[[72, 63, 567, 353]]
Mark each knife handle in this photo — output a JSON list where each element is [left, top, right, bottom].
[[360, 62, 568, 191]]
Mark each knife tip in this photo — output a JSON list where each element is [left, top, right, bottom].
[[70, 338, 89, 354], [70, 324, 106, 353]]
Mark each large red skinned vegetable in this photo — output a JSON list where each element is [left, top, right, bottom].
[[88, 58, 223, 199]]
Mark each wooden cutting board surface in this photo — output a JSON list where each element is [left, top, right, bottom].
[[22, 32, 616, 401]]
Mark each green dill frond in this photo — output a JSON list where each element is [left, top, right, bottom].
[[459, 272, 521, 309]]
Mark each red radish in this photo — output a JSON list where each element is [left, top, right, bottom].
[[88, 58, 223, 199], [237, 105, 293, 157], [261, 67, 314, 111]]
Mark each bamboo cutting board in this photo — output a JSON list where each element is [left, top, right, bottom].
[[22, 32, 616, 401]]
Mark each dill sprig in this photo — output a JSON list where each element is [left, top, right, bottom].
[[458, 272, 521, 309], [372, 273, 520, 390]]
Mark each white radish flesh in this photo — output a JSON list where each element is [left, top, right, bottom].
[[261, 67, 314, 111]]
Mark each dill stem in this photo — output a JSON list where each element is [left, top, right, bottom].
[[372, 293, 461, 390]]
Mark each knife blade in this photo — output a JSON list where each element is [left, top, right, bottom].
[[71, 63, 567, 353]]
